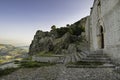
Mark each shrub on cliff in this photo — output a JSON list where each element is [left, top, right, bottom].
[[51, 25, 56, 31]]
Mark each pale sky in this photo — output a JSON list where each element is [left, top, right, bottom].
[[0, 0, 94, 46]]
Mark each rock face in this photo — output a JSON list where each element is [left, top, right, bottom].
[[29, 31, 54, 54], [29, 17, 88, 55]]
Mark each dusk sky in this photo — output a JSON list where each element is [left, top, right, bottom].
[[0, 0, 94, 46]]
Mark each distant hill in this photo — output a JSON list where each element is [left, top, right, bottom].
[[0, 44, 28, 63], [16, 46, 29, 51]]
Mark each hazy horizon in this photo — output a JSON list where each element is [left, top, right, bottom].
[[0, 0, 94, 46]]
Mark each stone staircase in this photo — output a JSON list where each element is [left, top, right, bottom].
[[63, 52, 86, 64], [67, 49, 115, 68]]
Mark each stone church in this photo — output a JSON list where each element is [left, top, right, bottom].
[[85, 0, 120, 64]]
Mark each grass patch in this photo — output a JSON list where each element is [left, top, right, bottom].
[[22, 56, 32, 60], [76, 61, 104, 65], [19, 61, 55, 68], [66, 61, 105, 68], [68, 61, 104, 65], [0, 68, 19, 77], [36, 51, 55, 57], [0, 60, 5, 64]]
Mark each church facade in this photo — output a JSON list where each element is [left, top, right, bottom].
[[86, 0, 120, 64]]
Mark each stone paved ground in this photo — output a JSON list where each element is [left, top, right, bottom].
[[1, 50, 120, 80], [0, 64, 120, 80]]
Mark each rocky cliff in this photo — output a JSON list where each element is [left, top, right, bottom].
[[29, 17, 88, 55]]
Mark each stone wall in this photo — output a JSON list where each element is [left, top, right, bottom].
[[85, 16, 90, 42], [32, 56, 63, 63], [101, 0, 120, 64], [87, 0, 120, 64]]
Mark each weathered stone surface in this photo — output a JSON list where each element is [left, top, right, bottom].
[[67, 44, 77, 54], [85, 0, 120, 64], [32, 56, 60, 63], [0, 64, 120, 80], [29, 30, 54, 54], [53, 32, 71, 54], [29, 17, 88, 55]]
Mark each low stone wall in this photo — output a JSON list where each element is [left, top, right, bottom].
[[0, 62, 18, 69], [104, 45, 120, 65], [32, 56, 64, 63]]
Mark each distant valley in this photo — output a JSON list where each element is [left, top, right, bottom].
[[0, 44, 29, 64]]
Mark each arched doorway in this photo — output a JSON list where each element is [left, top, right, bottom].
[[97, 25, 104, 49], [100, 26, 104, 49]]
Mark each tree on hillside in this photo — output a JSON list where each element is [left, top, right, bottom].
[[66, 24, 70, 27], [51, 25, 56, 31]]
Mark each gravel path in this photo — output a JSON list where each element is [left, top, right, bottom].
[[0, 64, 120, 80]]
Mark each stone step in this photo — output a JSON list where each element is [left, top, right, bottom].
[[94, 49, 104, 53], [57, 60, 64, 64], [79, 52, 87, 57], [57, 58, 64, 64], [76, 53, 81, 59], [79, 59, 112, 63], [81, 57, 111, 61], [74, 55, 78, 62], [69, 55, 72, 62], [87, 54, 109, 58], [74, 53, 80, 61], [64, 56, 71, 64], [71, 55, 76, 62], [66, 49, 115, 68], [73, 55, 77, 62], [89, 53, 108, 56], [66, 64, 115, 68]]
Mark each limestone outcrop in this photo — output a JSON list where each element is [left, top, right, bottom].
[[29, 17, 88, 55]]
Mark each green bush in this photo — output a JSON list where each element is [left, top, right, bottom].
[[36, 51, 55, 57], [19, 61, 55, 68], [51, 25, 56, 31], [0, 68, 19, 77], [22, 56, 32, 60], [56, 27, 69, 38], [54, 25, 85, 38], [0, 60, 4, 64], [68, 61, 104, 65]]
